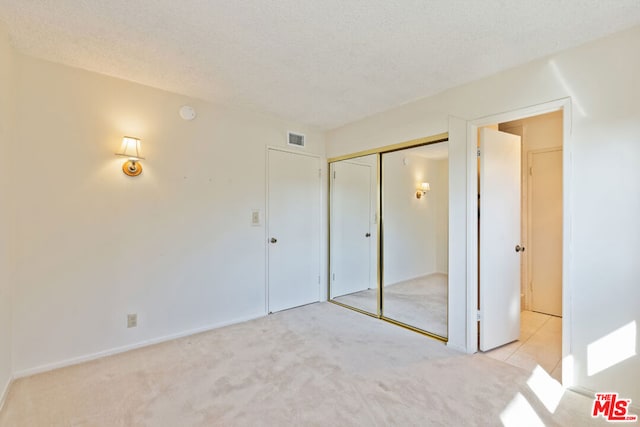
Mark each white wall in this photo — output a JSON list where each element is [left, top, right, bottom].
[[327, 26, 640, 402], [382, 153, 447, 285], [11, 54, 326, 375], [0, 23, 15, 406]]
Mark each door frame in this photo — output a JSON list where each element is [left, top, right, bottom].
[[265, 146, 322, 314], [465, 98, 572, 383]]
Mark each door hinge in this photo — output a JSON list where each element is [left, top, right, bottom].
[[477, 149, 481, 157], [332, 273, 335, 281], [333, 171, 336, 179], [477, 310, 482, 321], [529, 166, 533, 176]]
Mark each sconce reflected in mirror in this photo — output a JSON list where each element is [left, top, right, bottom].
[[416, 182, 430, 199], [116, 136, 144, 176]]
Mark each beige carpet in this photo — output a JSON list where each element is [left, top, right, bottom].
[[333, 273, 447, 337], [0, 303, 604, 426]]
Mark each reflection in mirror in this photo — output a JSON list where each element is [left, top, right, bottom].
[[330, 154, 378, 315], [382, 142, 448, 337]]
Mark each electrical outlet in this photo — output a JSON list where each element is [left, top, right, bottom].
[[127, 313, 137, 328]]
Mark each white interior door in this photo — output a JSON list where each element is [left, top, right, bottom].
[[479, 128, 522, 351], [330, 161, 372, 297], [267, 149, 320, 313], [530, 149, 563, 316]]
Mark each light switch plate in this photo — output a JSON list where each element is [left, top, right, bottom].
[[251, 209, 261, 226]]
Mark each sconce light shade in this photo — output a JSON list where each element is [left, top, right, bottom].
[[416, 182, 431, 199], [115, 136, 145, 176]]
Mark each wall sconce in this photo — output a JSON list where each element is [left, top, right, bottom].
[[115, 136, 144, 176], [416, 182, 430, 199]]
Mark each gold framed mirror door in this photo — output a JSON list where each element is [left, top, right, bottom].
[[380, 142, 449, 340], [328, 133, 449, 341], [329, 154, 379, 316]]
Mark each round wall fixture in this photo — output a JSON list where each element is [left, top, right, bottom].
[[122, 160, 143, 176], [179, 105, 197, 121]]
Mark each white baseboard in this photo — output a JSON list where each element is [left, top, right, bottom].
[[0, 376, 12, 413], [568, 384, 595, 399], [13, 312, 266, 379]]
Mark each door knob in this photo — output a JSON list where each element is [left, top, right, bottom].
[[270, 238, 277, 244], [365, 233, 371, 237], [515, 245, 525, 252]]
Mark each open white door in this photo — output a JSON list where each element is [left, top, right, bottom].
[[330, 161, 372, 297], [479, 128, 522, 351], [267, 149, 320, 313]]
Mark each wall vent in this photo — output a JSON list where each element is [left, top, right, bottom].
[[287, 132, 305, 147]]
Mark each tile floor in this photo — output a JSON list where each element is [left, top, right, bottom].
[[484, 310, 562, 382]]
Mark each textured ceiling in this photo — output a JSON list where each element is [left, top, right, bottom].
[[1, 1, 639, 130]]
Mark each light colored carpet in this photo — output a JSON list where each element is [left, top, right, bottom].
[[334, 273, 447, 337], [0, 303, 604, 426]]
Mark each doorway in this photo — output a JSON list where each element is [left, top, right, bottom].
[[477, 110, 564, 382], [267, 148, 321, 313]]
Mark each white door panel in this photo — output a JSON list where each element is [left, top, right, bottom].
[[530, 149, 563, 316], [479, 128, 522, 351], [330, 161, 372, 297], [267, 150, 320, 313]]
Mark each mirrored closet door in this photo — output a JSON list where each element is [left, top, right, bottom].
[[328, 135, 449, 340], [329, 154, 378, 316], [381, 142, 449, 338]]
